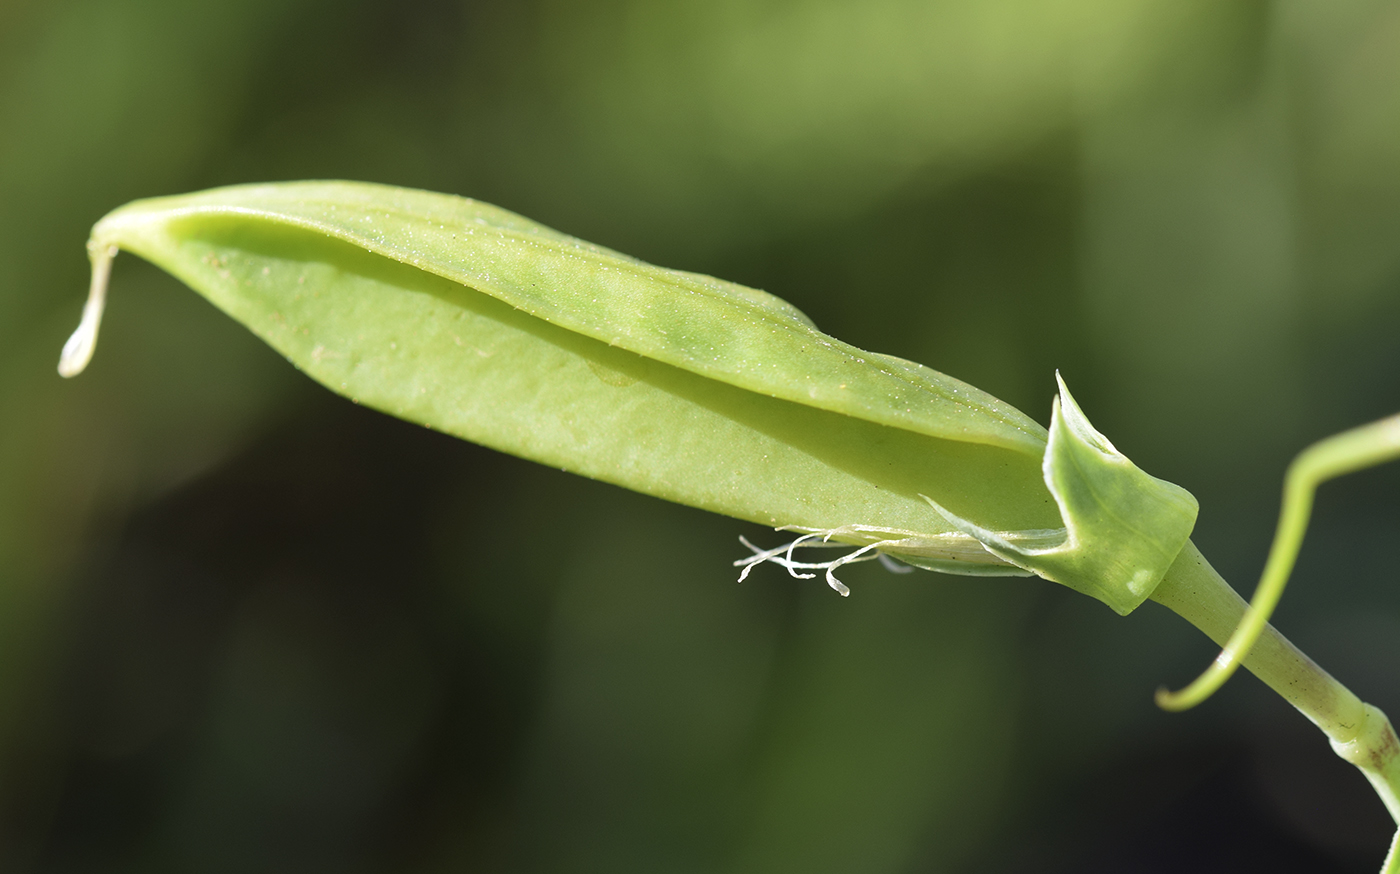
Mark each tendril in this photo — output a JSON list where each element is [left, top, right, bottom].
[[1157, 412, 1400, 711]]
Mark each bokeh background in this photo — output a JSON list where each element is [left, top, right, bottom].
[[2, 0, 1400, 871]]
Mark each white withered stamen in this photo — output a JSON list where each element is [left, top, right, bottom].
[[734, 533, 896, 596]]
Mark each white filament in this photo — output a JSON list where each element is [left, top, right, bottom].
[[734, 533, 906, 596], [58, 243, 118, 378]]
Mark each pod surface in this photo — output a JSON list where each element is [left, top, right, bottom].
[[74, 182, 1062, 564], [95, 182, 1049, 454]]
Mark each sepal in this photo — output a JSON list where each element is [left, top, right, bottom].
[[924, 373, 1198, 615]]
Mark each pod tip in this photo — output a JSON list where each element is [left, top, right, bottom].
[[57, 311, 97, 377], [58, 243, 117, 378]]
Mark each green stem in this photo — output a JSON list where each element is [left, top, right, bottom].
[[1151, 541, 1400, 824]]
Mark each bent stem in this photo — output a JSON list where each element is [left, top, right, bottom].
[[1152, 543, 1400, 826]]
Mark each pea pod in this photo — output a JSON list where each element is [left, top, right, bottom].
[[59, 181, 1196, 611]]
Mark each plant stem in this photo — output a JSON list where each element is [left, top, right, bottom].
[[1151, 540, 1400, 824]]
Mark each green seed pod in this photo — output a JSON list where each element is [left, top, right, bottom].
[[59, 181, 1196, 611]]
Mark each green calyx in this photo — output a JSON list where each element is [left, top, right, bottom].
[[926, 373, 1199, 615]]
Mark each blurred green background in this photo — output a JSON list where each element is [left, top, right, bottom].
[[2, 0, 1399, 871]]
